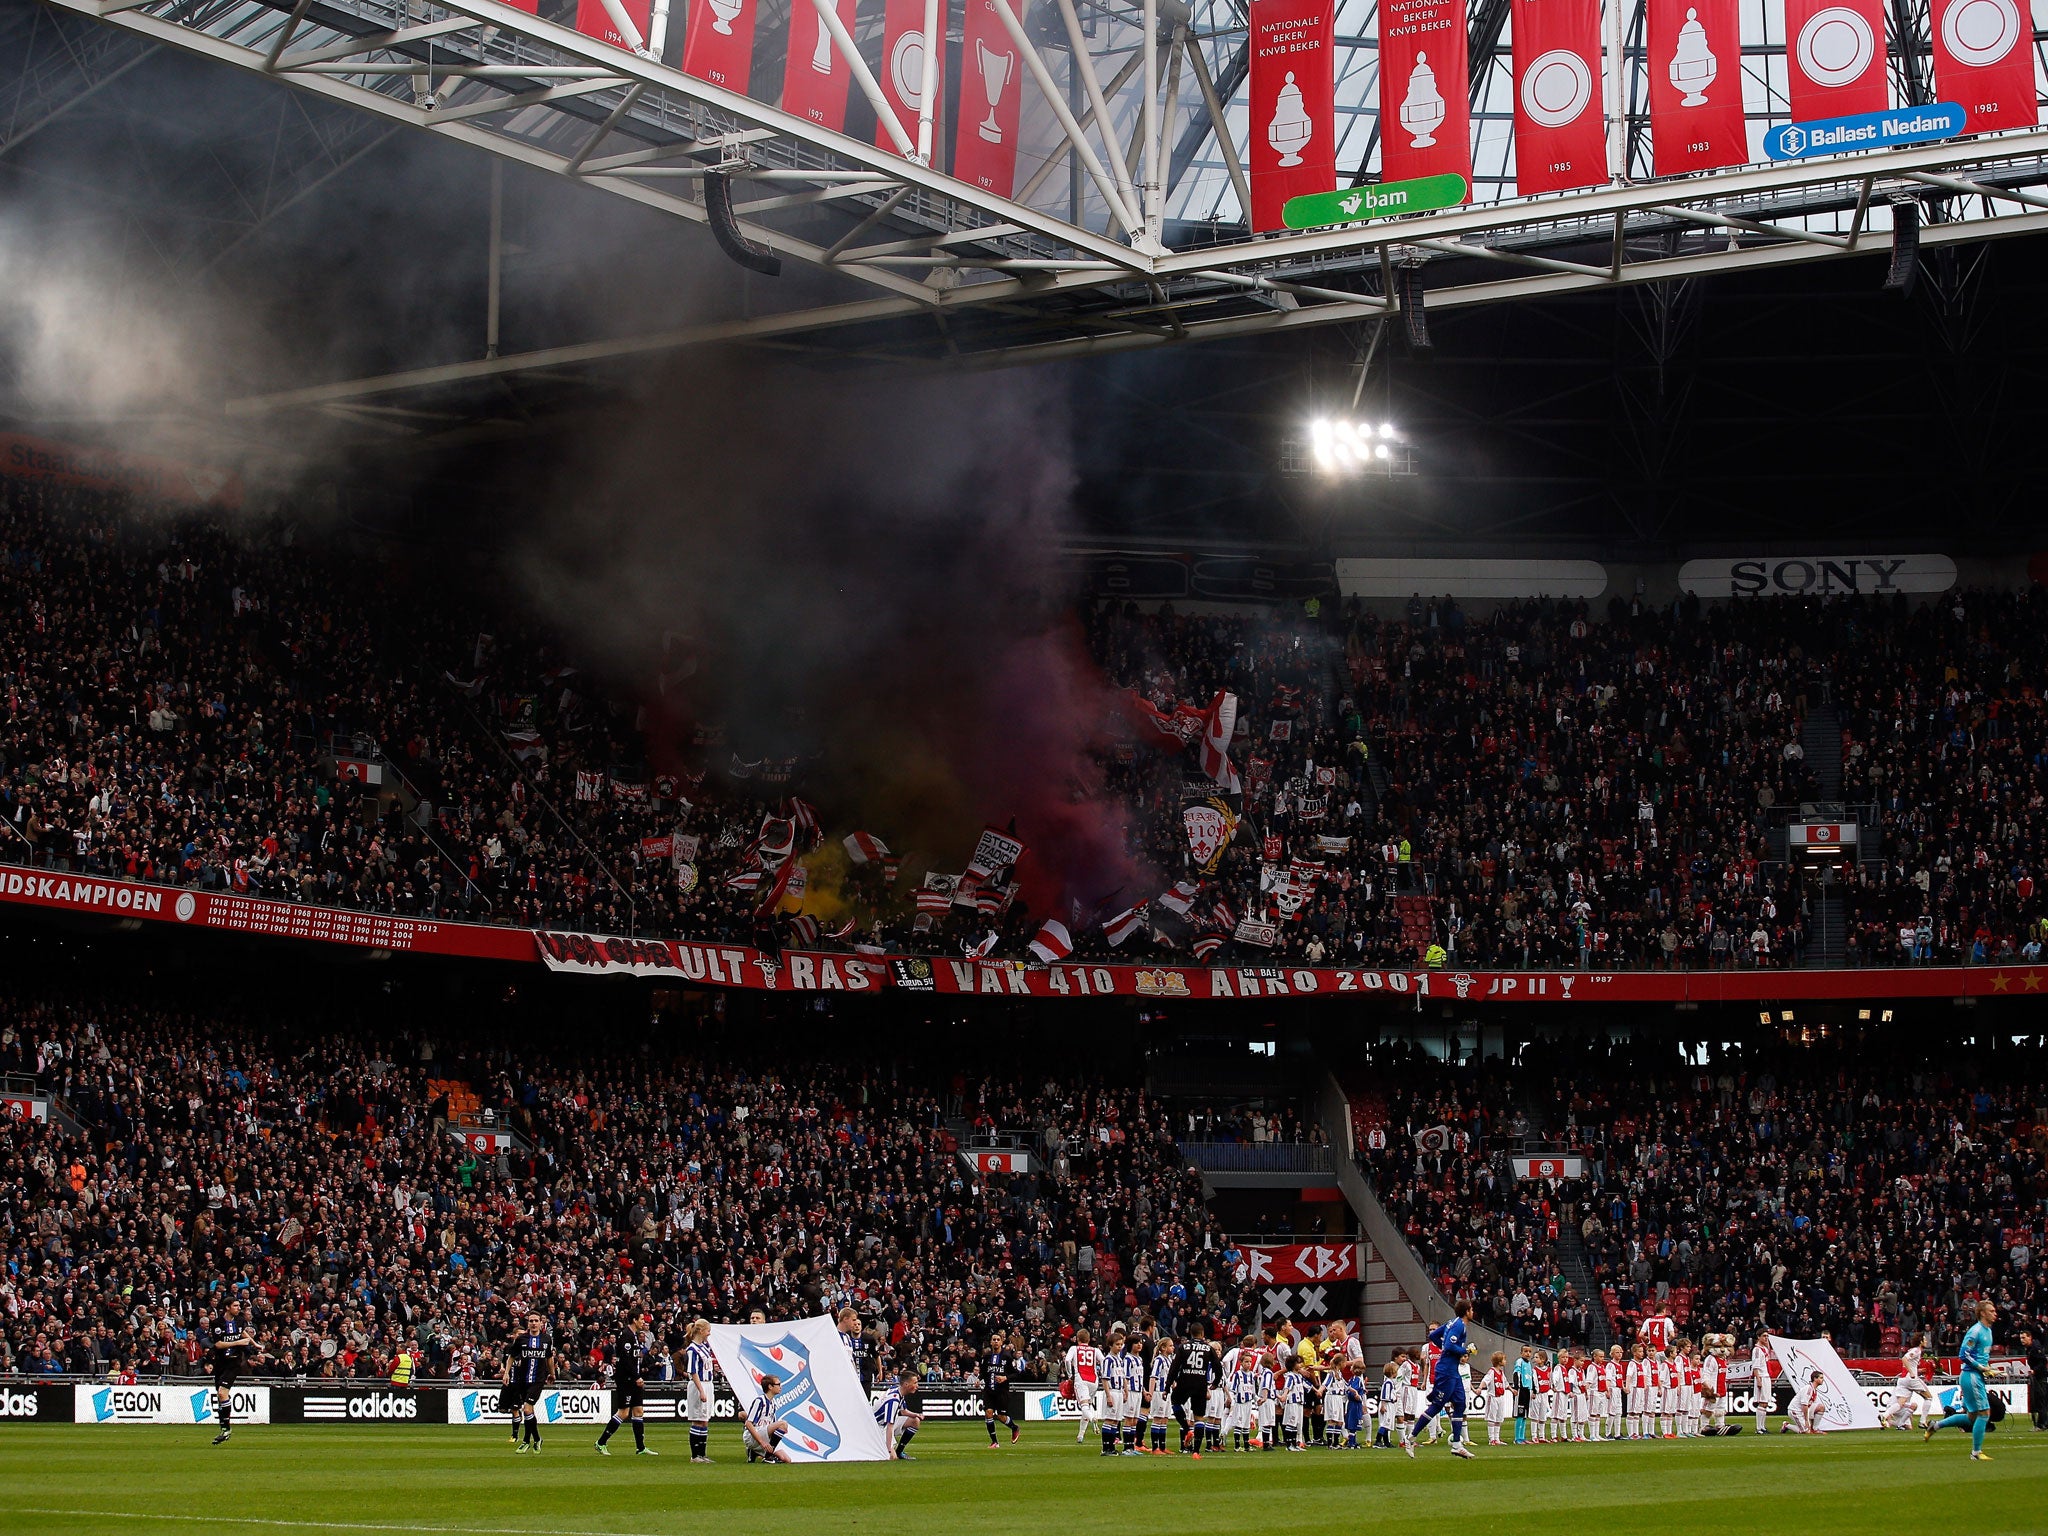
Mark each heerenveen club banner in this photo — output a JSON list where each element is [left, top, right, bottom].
[[3, 867, 2045, 1004]]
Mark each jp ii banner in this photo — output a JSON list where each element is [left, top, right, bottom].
[[953, 0, 1025, 195], [707, 1314, 892, 1461], [1648, 0, 1748, 175], [681, 0, 757, 92], [1511, 0, 1607, 194], [1784, 0, 1889, 122], [1248, 0, 1337, 231], [1930, 0, 2037, 134], [1377, 0, 1473, 189], [782, 0, 858, 132]]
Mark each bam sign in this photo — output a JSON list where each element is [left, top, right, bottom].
[[1678, 555, 1956, 599]]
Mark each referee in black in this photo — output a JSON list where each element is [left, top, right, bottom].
[[209, 1302, 256, 1446], [1171, 1319, 1218, 1455], [595, 1309, 655, 1456]]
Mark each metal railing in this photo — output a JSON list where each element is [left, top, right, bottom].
[[1179, 1140, 1333, 1174]]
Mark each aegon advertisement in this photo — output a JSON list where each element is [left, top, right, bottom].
[[75, 1383, 270, 1425]]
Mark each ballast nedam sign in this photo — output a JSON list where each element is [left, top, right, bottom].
[[1678, 554, 1957, 598]]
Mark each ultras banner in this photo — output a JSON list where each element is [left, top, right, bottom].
[[1647, 0, 1747, 175], [953, 0, 1026, 195], [1248, 0, 1337, 231], [707, 1315, 892, 1461], [782, 0, 859, 132], [1784, 0, 1888, 122], [1377, 0, 1472, 188], [1511, 0, 1607, 193], [1930, 0, 2037, 134], [681, 0, 757, 92]]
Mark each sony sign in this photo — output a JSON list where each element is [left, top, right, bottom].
[[1679, 555, 1957, 600]]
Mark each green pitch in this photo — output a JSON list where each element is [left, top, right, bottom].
[[1, 1423, 2042, 1536]]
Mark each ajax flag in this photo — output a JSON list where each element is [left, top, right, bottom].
[[1767, 1335, 1879, 1431], [707, 1314, 891, 1461]]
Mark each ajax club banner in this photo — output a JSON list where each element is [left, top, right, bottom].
[[707, 1314, 891, 1461]]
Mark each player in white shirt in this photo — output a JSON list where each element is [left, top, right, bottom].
[[1656, 1349, 1678, 1439], [1103, 1333, 1140, 1456], [1321, 1354, 1350, 1447], [1254, 1355, 1279, 1450], [1573, 1351, 1594, 1441], [1787, 1369, 1826, 1434], [1063, 1329, 1105, 1446], [1749, 1337, 1774, 1436], [1605, 1348, 1625, 1440], [1482, 1351, 1511, 1445], [1883, 1334, 1939, 1430], [1640, 1305, 1674, 1358], [1147, 1337, 1176, 1454], [1528, 1353, 1551, 1442], [1550, 1351, 1571, 1442], [1624, 1343, 1649, 1440], [1701, 1343, 1729, 1434], [1226, 1345, 1261, 1451]]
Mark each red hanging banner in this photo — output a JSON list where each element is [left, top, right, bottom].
[[1377, 0, 1473, 188], [783, 0, 858, 133], [1647, 0, 1747, 175], [1511, 0, 1607, 193], [1931, 0, 2037, 134], [1247, 0, 1337, 232], [1784, 0, 1888, 121], [875, 0, 944, 155], [953, 0, 1025, 194], [574, 0, 652, 51], [681, 0, 756, 92]]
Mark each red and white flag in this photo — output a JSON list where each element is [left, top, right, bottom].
[[1103, 903, 1149, 947], [1191, 934, 1225, 962], [1027, 919, 1073, 963], [1378, 0, 1473, 190], [1247, 0, 1337, 231], [1512, 0, 1607, 193], [783, 0, 858, 130], [953, 0, 1024, 195], [1155, 880, 1202, 919], [681, 0, 755, 90], [1199, 692, 1242, 795], [1648, 0, 1747, 174], [1785, 0, 1888, 121], [844, 831, 891, 865], [574, 0, 651, 51], [575, 770, 604, 803], [1931, 0, 2037, 133], [787, 798, 823, 851], [964, 930, 1000, 959], [874, 0, 941, 155]]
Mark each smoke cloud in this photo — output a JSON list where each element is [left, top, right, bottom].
[[512, 354, 1150, 915]]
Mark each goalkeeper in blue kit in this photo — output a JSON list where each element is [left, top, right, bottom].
[[1926, 1299, 2000, 1462], [1403, 1298, 1476, 1461]]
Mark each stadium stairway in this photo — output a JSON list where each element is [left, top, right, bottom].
[[1552, 1227, 1612, 1349], [1801, 704, 1844, 799]]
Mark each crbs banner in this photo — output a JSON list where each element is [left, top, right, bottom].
[[1241, 1244, 1362, 1325], [1377, 0, 1473, 188], [1510, 0, 1606, 193], [1247, 0, 1336, 231], [707, 1314, 891, 1460], [1648, 0, 1747, 174]]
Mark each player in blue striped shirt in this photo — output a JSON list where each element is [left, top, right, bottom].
[[873, 1371, 922, 1459], [1147, 1338, 1176, 1454], [744, 1375, 793, 1464], [684, 1321, 718, 1463], [1926, 1299, 1999, 1461]]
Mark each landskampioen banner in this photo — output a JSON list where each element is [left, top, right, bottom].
[[0, 430, 242, 510], [5, 868, 2047, 1003]]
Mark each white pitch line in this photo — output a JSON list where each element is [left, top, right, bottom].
[[8, 1510, 683, 1536]]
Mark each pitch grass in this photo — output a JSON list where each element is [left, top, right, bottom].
[[1, 1422, 2043, 1536]]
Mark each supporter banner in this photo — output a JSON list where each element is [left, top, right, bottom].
[[1244, 1243, 1357, 1283], [0, 1383, 70, 1422], [875, 0, 941, 154], [1511, 1154, 1586, 1178], [450, 1127, 513, 1154], [962, 1149, 1033, 1174], [0, 430, 243, 510], [1790, 822, 1859, 848], [1931, 0, 2036, 134], [1248, 0, 1338, 231], [1678, 552, 1957, 597], [1785, 0, 1888, 121], [953, 0, 1024, 195], [1767, 1335, 1879, 1430], [681, 0, 754, 91], [574, 0, 652, 50], [707, 1314, 891, 1460], [2, 1095, 48, 1122], [75, 1383, 270, 1425], [1511, 0, 1607, 194], [1648, 0, 1747, 175], [784, 0, 858, 131], [535, 930, 888, 991], [1377, 0, 1472, 188]]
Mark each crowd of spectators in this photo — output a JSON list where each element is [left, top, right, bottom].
[[1357, 1032, 2048, 1357], [0, 975, 1242, 1384], [4, 475, 2048, 970]]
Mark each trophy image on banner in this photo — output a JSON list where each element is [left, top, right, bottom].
[[975, 38, 1014, 141], [1267, 70, 1313, 165], [1669, 7, 1718, 104], [811, 15, 834, 72], [707, 0, 743, 33], [1399, 52, 1447, 146]]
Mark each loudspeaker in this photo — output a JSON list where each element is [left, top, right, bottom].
[[1397, 264, 1431, 352], [1882, 199, 1919, 297], [705, 173, 783, 278]]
